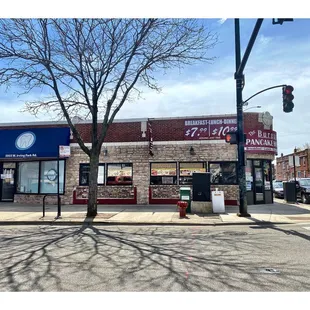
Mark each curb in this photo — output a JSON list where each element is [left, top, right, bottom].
[[0, 220, 296, 226]]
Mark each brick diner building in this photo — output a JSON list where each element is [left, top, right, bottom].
[[0, 112, 277, 206]]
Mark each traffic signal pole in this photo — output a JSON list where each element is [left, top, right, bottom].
[[234, 19, 263, 217], [233, 18, 293, 216]]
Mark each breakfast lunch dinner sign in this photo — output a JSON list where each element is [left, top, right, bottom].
[[184, 117, 277, 154]]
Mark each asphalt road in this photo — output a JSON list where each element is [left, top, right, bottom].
[[0, 223, 310, 292]]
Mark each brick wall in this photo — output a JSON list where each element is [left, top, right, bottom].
[[275, 149, 310, 181], [4, 112, 276, 205]]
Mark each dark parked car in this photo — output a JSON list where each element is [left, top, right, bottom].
[[289, 178, 310, 204], [273, 181, 284, 198]]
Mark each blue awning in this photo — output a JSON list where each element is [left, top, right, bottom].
[[1, 127, 70, 159]]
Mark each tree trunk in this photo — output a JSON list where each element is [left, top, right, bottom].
[[87, 151, 100, 217]]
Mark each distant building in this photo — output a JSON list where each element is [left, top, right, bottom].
[[275, 149, 310, 181]]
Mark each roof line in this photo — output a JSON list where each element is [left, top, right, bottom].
[[0, 112, 261, 127]]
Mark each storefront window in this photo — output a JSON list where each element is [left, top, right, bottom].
[[263, 161, 271, 190], [17, 161, 66, 194], [79, 164, 105, 186], [107, 163, 133, 185], [179, 162, 206, 185], [17, 162, 39, 193], [246, 160, 253, 191], [209, 162, 237, 185], [40, 160, 65, 194], [150, 162, 177, 185]]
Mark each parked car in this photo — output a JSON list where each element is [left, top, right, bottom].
[[273, 181, 284, 198], [288, 178, 310, 204]]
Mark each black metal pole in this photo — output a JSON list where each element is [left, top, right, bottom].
[[235, 19, 250, 217], [293, 147, 297, 202], [236, 19, 264, 77], [57, 149, 61, 218], [243, 84, 287, 105]]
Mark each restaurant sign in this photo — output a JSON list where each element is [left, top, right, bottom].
[[244, 129, 277, 154], [184, 118, 277, 154]]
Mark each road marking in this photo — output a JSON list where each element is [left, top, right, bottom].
[[303, 227, 310, 230]]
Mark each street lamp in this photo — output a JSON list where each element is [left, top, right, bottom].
[[243, 105, 261, 111]]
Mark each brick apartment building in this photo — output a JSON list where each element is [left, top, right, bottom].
[[275, 148, 310, 181], [0, 112, 277, 206]]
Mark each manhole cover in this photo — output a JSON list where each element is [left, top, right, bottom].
[[222, 231, 248, 236], [258, 268, 280, 274]]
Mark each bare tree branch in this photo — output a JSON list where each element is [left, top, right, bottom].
[[0, 18, 218, 215]]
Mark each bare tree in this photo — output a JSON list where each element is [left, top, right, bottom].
[[0, 18, 218, 216]]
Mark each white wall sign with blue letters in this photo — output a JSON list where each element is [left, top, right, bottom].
[[1, 127, 70, 159]]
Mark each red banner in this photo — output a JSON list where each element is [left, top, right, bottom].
[[184, 117, 237, 140], [184, 118, 277, 154]]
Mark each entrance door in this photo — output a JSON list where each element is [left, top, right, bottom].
[[254, 167, 264, 204], [1, 168, 15, 201]]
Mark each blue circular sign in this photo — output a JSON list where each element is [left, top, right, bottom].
[[15, 131, 36, 150]]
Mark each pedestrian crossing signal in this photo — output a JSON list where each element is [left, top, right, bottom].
[[225, 132, 238, 144]]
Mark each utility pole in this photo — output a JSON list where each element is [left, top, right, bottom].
[[234, 18, 264, 217], [234, 19, 249, 217], [233, 18, 293, 216]]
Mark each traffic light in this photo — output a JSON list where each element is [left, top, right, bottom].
[[282, 85, 294, 113], [272, 19, 294, 25]]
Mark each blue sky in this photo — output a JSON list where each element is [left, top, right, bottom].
[[0, 17, 309, 158]]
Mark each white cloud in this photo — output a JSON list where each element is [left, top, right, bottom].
[[258, 34, 273, 47], [217, 18, 227, 25]]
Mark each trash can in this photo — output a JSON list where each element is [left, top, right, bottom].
[[283, 181, 296, 203], [180, 187, 191, 213], [211, 188, 225, 213]]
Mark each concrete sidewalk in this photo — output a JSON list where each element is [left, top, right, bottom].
[[1, 199, 310, 226]]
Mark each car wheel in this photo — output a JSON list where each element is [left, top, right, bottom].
[[302, 193, 309, 204]]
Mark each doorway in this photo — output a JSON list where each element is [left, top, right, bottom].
[[246, 159, 273, 205], [0, 166, 16, 202]]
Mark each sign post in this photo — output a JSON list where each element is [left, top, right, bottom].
[[56, 145, 71, 218]]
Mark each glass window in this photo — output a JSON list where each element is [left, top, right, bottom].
[[107, 163, 133, 185], [79, 163, 105, 186], [150, 162, 177, 185], [263, 161, 271, 190], [179, 162, 206, 185], [40, 160, 65, 194], [246, 160, 253, 191], [209, 162, 237, 185], [17, 162, 39, 193]]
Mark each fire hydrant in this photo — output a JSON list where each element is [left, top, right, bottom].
[[177, 201, 188, 218]]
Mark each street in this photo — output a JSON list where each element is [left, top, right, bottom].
[[0, 224, 309, 292]]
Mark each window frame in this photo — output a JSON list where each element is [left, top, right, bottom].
[[16, 159, 67, 195], [150, 162, 178, 185], [79, 163, 105, 186], [106, 163, 133, 186], [178, 161, 206, 185], [208, 161, 238, 185]]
